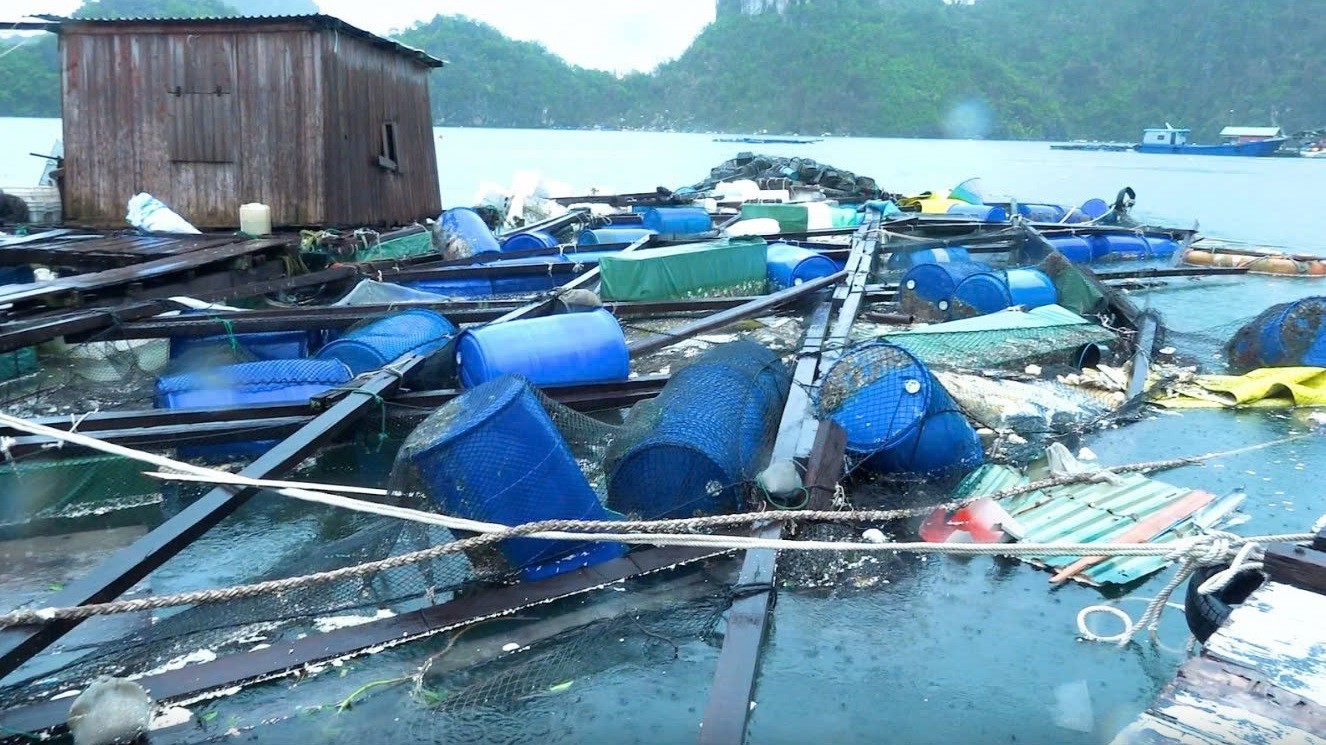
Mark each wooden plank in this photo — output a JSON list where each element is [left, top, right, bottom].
[[803, 419, 846, 510], [0, 546, 725, 738], [1202, 582, 1326, 709], [1263, 543, 1326, 596]]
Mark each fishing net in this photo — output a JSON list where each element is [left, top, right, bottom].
[[883, 322, 1119, 371], [691, 152, 888, 201]]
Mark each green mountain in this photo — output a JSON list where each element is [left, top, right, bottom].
[[3, 0, 1325, 142]]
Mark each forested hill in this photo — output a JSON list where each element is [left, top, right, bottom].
[[3, 0, 1326, 142]]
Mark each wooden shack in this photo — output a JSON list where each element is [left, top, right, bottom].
[[47, 15, 443, 229]]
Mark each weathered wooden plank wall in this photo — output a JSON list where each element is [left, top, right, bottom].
[[321, 30, 441, 226], [59, 20, 437, 229]]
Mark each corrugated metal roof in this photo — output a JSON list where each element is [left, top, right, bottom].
[[35, 14, 444, 68], [955, 463, 1212, 586], [1220, 126, 1283, 138]]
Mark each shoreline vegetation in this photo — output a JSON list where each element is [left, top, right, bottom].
[[1, 0, 1323, 142]]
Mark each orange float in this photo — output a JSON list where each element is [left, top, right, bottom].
[[1182, 248, 1326, 276]]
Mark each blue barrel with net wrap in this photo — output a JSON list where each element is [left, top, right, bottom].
[[816, 341, 983, 479], [315, 308, 457, 386], [607, 340, 790, 519], [406, 375, 626, 580]]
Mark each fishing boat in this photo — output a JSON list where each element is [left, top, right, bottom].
[[1135, 125, 1287, 156]]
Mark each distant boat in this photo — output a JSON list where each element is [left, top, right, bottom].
[[1135, 125, 1287, 156], [713, 135, 822, 145]]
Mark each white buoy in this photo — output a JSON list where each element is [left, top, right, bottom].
[[67, 677, 153, 745]]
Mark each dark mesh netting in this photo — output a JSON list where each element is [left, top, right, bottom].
[[1224, 296, 1326, 373], [605, 339, 791, 519], [816, 341, 984, 482]]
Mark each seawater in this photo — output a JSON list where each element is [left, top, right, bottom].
[[4, 119, 1326, 744]]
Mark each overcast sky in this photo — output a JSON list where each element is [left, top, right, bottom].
[[11, 0, 717, 73]]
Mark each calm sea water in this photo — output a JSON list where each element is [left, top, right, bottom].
[[4, 119, 1326, 744]]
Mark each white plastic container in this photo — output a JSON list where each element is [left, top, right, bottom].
[[239, 203, 272, 236], [126, 193, 200, 234]]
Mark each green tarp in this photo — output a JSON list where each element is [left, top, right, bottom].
[[353, 230, 435, 263], [0, 347, 36, 382], [599, 238, 769, 301]]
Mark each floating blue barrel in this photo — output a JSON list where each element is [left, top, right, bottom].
[[562, 249, 620, 264], [816, 341, 983, 479], [1079, 198, 1109, 219], [951, 273, 1013, 317], [1226, 297, 1326, 372], [1045, 235, 1094, 263], [886, 246, 973, 270], [402, 277, 494, 298], [316, 308, 457, 386], [947, 204, 1008, 222], [1144, 236, 1181, 258], [641, 207, 712, 236], [439, 207, 500, 256], [766, 243, 839, 290], [499, 230, 559, 252], [1090, 233, 1151, 259], [156, 359, 352, 461], [900, 261, 993, 316], [577, 227, 656, 246], [457, 308, 629, 389], [407, 375, 626, 580], [169, 321, 314, 363], [951, 267, 1057, 318], [608, 340, 789, 519], [488, 254, 570, 295], [1017, 203, 1067, 222]]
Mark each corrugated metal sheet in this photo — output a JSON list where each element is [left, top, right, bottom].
[[37, 14, 444, 68], [955, 463, 1208, 586]]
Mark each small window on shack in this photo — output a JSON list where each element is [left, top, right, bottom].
[[167, 36, 237, 163], [379, 122, 400, 172]]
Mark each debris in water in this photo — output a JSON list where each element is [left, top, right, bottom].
[[68, 677, 153, 745], [1052, 680, 1095, 733]]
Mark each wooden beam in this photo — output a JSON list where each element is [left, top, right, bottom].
[[1264, 544, 1326, 596], [804, 419, 847, 510]]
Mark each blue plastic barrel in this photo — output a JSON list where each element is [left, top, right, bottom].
[[562, 249, 620, 264], [1006, 267, 1058, 308], [1045, 235, 1093, 263], [1227, 297, 1326, 371], [766, 243, 839, 290], [817, 341, 983, 479], [407, 375, 626, 580], [1079, 198, 1109, 219], [608, 340, 789, 519], [1144, 236, 1181, 258], [403, 277, 494, 299], [946, 204, 1008, 222], [0, 265, 35, 286], [500, 230, 559, 252], [1017, 203, 1067, 222], [439, 207, 500, 256], [316, 308, 457, 386], [1090, 233, 1150, 259], [951, 273, 1013, 317], [577, 227, 656, 246], [156, 359, 352, 461], [170, 328, 313, 362], [488, 254, 571, 295], [641, 207, 712, 236], [899, 261, 992, 316], [457, 308, 630, 389], [886, 246, 973, 270]]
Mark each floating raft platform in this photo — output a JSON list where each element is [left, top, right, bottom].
[[1049, 142, 1135, 152], [1111, 533, 1326, 745]]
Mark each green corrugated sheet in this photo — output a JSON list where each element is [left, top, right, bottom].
[[955, 462, 1207, 586], [353, 230, 435, 263], [0, 347, 37, 382], [599, 237, 768, 302]]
